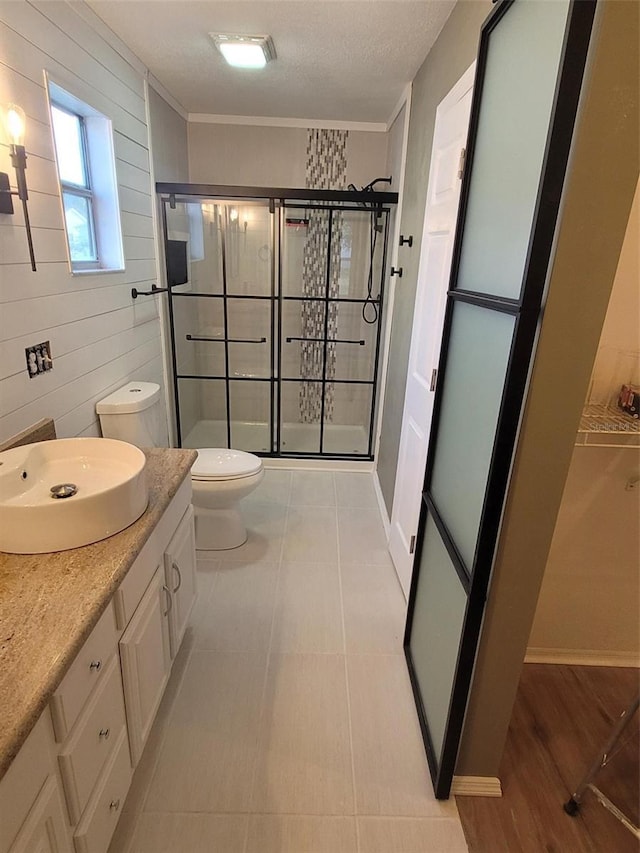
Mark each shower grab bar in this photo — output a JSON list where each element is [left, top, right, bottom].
[[186, 334, 267, 344], [286, 336, 366, 346]]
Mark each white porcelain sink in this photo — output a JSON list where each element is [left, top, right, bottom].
[[0, 438, 148, 554]]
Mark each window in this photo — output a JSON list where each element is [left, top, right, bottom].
[[51, 105, 98, 266], [47, 78, 124, 274]]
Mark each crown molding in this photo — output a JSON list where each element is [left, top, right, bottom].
[[147, 75, 189, 121], [387, 83, 412, 129], [188, 113, 388, 132]]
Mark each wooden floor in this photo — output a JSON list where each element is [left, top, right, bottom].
[[457, 664, 639, 853]]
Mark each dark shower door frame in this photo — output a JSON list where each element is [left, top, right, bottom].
[[157, 185, 396, 460], [277, 200, 391, 460], [160, 196, 276, 452]]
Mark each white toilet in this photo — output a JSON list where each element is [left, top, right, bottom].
[[96, 382, 264, 550]]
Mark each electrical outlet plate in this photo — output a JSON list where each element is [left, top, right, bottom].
[[25, 341, 53, 378]]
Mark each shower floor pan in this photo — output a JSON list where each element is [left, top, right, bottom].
[[182, 419, 369, 456]]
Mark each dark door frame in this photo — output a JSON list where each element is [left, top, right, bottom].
[[404, 0, 597, 799]]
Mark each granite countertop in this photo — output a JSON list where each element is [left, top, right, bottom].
[[0, 447, 197, 781]]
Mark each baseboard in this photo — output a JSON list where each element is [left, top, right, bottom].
[[452, 775, 503, 798], [372, 470, 391, 537], [525, 647, 640, 668]]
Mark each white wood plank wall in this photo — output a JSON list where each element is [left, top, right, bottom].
[[0, 0, 166, 442]]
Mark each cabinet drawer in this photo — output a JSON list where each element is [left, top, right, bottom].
[[50, 604, 119, 742], [73, 730, 131, 853], [58, 656, 127, 825]]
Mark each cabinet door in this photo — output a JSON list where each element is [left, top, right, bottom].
[[164, 506, 197, 659], [9, 775, 72, 853], [119, 567, 171, 766]]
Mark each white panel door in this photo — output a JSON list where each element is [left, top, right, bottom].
[[389, 64, 476, 597], [8, 776, 72, 853], [163, 506, 197, 659], [119, 566, 171, 766]]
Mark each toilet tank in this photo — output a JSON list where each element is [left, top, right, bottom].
[[96, 382, 167, 448]]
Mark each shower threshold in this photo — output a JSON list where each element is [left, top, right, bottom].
[[182, 419, 369, 457]]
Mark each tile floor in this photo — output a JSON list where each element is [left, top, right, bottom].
[[109, 469, 469, 853]]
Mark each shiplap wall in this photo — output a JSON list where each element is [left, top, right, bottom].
[[0, 0, 165, 442]]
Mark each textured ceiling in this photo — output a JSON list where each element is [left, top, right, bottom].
[[88, 1, 456, 122]]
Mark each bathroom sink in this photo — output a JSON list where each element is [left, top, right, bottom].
[[0, 438, 148, 554]]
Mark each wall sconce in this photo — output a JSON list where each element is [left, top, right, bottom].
[[1, 104, 37, 271]]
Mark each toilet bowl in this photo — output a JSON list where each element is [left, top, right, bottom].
[[96, 382, 264, 550], [191, 448, 264, 550]]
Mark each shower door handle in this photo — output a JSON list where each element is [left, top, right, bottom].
[[186, 334, 267, 344], [285, 336, 366, 346]]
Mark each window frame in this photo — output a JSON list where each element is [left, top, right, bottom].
[[51, 103, 100, 269], [46, 75, 125, 276]]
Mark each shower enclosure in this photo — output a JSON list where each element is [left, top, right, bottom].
[[157, 184, 396, 459]]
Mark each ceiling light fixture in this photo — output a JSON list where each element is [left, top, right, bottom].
[[210, 34, 276, 69]]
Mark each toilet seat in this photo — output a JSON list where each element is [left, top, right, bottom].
[[191, 448, 263, 482]]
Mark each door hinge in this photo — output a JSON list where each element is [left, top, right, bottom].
[[430, 368, 438, 392], [409, 535, 416, 555], [457, 147, 467, 181]]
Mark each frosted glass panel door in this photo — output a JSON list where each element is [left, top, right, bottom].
[[404, 0, 596, 800], [429, 303, 515, 567], [454, 0, 570, 299]]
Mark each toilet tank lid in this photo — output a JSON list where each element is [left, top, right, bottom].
[[96, 382, 160, 415]]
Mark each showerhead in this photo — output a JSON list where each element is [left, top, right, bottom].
[[362, 176, 393, 192], [348, 177, 392, 226], [347, 177, 392, 196]]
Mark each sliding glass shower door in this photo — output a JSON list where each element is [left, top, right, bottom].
[[280, 204, 387, 456], [161, 192, 391, 459], [165, 198, 275, 452]]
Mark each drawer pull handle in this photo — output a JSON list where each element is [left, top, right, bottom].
[[162, 584, 172, 617], [99, 728, 110, 740], [109, 799, 120, 811], [172, 561, 182, 593], [89, 660, 102, 672]]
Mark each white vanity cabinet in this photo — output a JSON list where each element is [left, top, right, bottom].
[[0, 476, 197, 853], [119, 566, 172, 766], [0, 715, 72, 853]]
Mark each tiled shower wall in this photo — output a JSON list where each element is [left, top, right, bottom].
[[300, 129, 348, 423]]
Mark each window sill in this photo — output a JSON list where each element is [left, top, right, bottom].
[[70, 266, 126, 276]]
